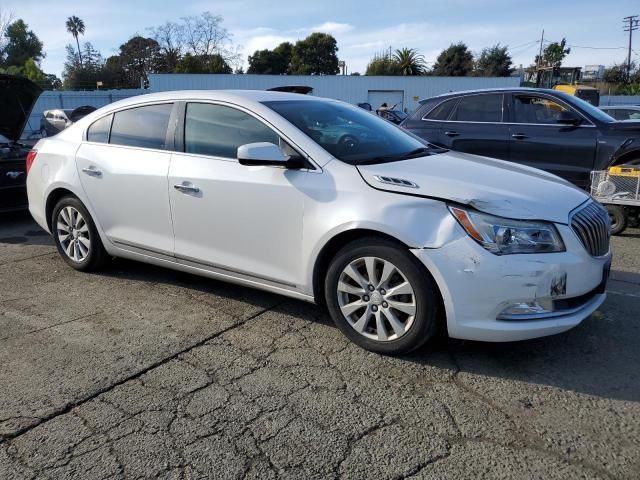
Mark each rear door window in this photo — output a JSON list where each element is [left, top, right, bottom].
[[184, 103, 279, 158], [110, 103, 173, 150], [449, 94, 503, 122], [87, 114, 113, 143]]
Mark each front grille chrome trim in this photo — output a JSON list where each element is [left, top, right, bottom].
[[570, 201, 611, 257]]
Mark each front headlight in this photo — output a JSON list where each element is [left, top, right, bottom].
[[449, 206, 565, 255]]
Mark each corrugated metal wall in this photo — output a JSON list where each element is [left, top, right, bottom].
[[600, 95, 640, 106], [148, 74, 521, 111], [25, 89, 145, 136]]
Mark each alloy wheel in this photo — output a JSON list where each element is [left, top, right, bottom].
[[57, 206, 91, 263], [336, 256, 417, 342]]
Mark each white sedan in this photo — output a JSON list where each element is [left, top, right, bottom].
[[26, 90, 611, 354]]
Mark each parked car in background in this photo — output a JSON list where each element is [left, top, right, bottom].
[[401, 88, 640, 188], [40, 106, 96, 136], [0, 74, 41, 212], [28, 90, 610, 354], [600, 105, 640, 122], [379, 109, 407, 125]]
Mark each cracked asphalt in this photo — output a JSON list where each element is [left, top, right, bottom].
[[0, 211, 639, 479]]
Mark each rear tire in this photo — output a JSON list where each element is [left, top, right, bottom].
[[607, 205, 627, 235], [324, 237, 440, 355], [52, 196, 109, 271]]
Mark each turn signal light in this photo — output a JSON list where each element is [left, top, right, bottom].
[[26, 150, 37, 175]]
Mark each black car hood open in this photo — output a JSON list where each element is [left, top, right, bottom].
[[0, 75, 42, 142]]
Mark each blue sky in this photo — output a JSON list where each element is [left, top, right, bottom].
[[3, 0, 640, 77]]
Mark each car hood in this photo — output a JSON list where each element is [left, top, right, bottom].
[[356, 150, 590, 224], [0, 75, 42, 142]]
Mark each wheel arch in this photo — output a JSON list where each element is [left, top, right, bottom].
[[612, 148, 640, 166], [311, 229, 446, 327], [45, 187, 77, 231]]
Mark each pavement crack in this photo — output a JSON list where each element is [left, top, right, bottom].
[[0, 300, 286, 445], [0, 311, 103, 342]]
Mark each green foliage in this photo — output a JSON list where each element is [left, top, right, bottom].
[[432, 43, 474, 76], [65, 16, 85, 65], [247, 42, 293, 74], [366, 54, 401, 75], [393, 48, 426, 75], [175, 52, 232, 74], [474, 44, 512, 76], [289, 33, 339, 75], [535, 38, 570, 68], [1, 19, 44, 68]]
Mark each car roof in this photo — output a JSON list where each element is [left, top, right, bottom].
[[104, 89, 329, 110], [418, 87, 561, 104]]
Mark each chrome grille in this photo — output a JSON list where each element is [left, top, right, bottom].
[[570, 201, 611, 257]]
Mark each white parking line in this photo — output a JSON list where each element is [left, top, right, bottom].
[[607, 290, 640, 299]]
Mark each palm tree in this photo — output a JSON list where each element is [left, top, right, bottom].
[[66, 16, 85, 65], [393, 48, 426, 75]]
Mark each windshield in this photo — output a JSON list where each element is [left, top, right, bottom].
[[555, 92, 615, 123], [263, 100, 438, 164]]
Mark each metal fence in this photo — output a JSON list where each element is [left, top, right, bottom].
[[24, 89, 146, 136]]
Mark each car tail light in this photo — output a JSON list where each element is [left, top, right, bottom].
[[26, 150, 37, 175]]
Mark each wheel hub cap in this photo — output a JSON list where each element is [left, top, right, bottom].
[[336, 256, 417, 342], [56, 206, 91, 263]]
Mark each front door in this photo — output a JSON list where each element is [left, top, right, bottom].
[[168, 102, 307, 287], [440, 93, 510, 160], [507, 93, 597, 188], [75, 103, 175, 254]]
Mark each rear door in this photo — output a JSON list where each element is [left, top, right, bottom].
[[402, 97, 457, 145], [439, 93, 510, 159], [507, 93, 597, 187], [75, 103, 176, 254]]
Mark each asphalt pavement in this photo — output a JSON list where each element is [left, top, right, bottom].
[[0, 211, 638, 479]]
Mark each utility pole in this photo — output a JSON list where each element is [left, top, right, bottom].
[[537, 29, 545, 68], [623, 15, 639, 81]]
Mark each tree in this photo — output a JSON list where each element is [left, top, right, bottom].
[[181, 12, 239, 70], [62, 42, 105, 90], [393, 48, 426, 75], [1, 19, 44, 68], [247, 41, 293, 74], [535, 38, 570, 68], [117, 36, 163, 87], [432, 43, 474, 76], [175, 52, 231, 73], [65, 16, 85, 65], [148, 21, 184, 72], [365, 54, 402, 75], [0, 9, 14, 58], [474, 44, 512, 76], [290, 33, 339, 75]]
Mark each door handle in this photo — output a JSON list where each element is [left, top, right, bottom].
[[173, 183, 200, 194], [511, 133, 527, 140], [444, 131, 460, 137], [82, 166, 102, 177]]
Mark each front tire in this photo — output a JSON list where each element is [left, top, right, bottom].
[[324, 237, 440, 355], [607, 205, 627, 235], [52, 196, 109, 271]]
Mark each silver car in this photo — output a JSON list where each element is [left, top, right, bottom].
[[26, 90, 611, 354]]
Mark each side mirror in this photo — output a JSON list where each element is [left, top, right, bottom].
[[237, 142, 304, 169], [557, 110, 582, 126]]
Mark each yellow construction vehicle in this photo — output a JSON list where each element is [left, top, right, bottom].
[[522, 66, 600, 105]]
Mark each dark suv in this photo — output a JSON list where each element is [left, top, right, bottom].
[[401, 88, 640, 188]]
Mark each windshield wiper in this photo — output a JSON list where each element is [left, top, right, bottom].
[[357, 147, 433, 165]]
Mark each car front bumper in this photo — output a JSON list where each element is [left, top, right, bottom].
[[412, 224, 611, 342]]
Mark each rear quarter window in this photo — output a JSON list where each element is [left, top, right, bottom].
[[109, 103, 173, 150], [87, 114, 113, 143], [423, 98, 457, 120]]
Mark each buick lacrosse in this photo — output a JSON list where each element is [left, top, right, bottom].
[[27, 90, 611, 354]]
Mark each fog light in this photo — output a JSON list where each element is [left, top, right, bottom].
[[497, 301, 553, 320]]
